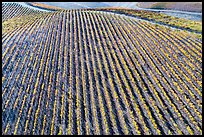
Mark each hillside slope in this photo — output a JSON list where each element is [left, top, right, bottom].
[[37, 2, 139, 9], [26, 2, 64, 11], [137, 2, 202, 13], [2, 9, 202, 135]]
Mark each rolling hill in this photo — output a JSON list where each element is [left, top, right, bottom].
[[2, 3, 202, 135]]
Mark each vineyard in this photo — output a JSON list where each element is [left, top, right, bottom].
[[2, 6, 202, 135], [2, 3, 44, 22]]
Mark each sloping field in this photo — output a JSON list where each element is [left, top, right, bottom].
[[2, 8, 202, 135], [88, 8, 202, 33], [2, 3, 44, 22]]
